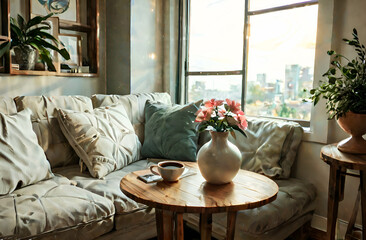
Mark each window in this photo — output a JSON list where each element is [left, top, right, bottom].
[[185, 0, 318, 126]]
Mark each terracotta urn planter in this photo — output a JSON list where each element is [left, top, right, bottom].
[[197, 131, 242, 184], [337, 112, 366, 154]]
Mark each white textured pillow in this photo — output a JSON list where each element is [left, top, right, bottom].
[[0, 108, 53, 195], [57, 104, 141, 178]]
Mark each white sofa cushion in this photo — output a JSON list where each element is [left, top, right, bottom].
[[198, 116, 303, 178], [0, 176, 114, 239], [91, 92, 172, 144], [0, 97, 16, 114], [0, 108, 53, 195], [15, 96, 94, 168], [53, 160, 154, 214], [56, 104, 141, 179]]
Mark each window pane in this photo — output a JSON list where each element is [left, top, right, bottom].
[[245, 5, 318, 120], [189, 0, 244, 71], [187, 75, 242, 103], [249, 0, 310, 11]]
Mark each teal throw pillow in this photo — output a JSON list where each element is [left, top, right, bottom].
[[141, 100, 202, 161]]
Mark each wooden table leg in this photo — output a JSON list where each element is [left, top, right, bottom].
[[227, 211, 237, 240], [155, 209, 174, 240], [327, 164, 341, 240], [200, 213, 212, 240], [175, 213, 184, 240], [345, 185, 361, 240], [360, 171, 366, 240]]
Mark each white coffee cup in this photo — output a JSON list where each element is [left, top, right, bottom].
[[150, 161, 185, 182]]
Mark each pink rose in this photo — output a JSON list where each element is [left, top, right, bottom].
[[226, 98, 242, 114], [195, 108, 212, 122], [237, 114, 248, 130], [204, 99, 224, 108]]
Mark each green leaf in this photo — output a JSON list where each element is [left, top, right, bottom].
[[26, 13, 53, 30], [37, 45, 56, 71], [17, 14, 25, 31], [232, 125, 247, 138], [327, 50, 335, 55], [10, 23, 22, 40], [0, 41, 11, 57], [26, 26, 51, 37], [328, 77, 336, 84], [353, 28, 358, 36], [30, 31, 58, 45], [310, 89, 316, 94], [31, 37, 70, 60], [58, 48, 70, 60]]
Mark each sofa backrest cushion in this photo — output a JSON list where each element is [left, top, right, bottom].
[[233, 117, 303, 178], [91, 92, 171, 144], [141, 100, 201, 161], [14, 96, 93, 168], [0, 97, 17, 114], [57, 104, 141, 178], [198, 117, 303, 179], [0, 108, 53, 195]]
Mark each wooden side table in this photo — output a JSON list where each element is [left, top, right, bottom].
[[321, 144, 366, 240], [120, 162, 278, 240]]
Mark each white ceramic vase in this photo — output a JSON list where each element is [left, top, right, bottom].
[[197, 131, 242, 184]]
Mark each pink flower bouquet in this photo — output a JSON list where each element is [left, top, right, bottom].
[[195, 98, 247, 138]]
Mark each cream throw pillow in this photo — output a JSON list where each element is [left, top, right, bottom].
[[57, 104, 141, 179], [0, 108, 53, 195]]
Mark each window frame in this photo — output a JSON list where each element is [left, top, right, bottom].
[[182, 0, 334, 143]]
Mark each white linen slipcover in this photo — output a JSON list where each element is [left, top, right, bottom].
[[91, 92, 172, 144], [198, 116, 303, 179], [0, 108, 53, 195], [15, 96, 94, 168], [56, 104, 141, 178], [53, 160, 157, 236], [0, 96, 17, 114], [0, 176, 115, 239]]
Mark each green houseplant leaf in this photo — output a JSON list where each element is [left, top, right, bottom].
[[305, 28, 366, 119], [0, 13, 70, 71]]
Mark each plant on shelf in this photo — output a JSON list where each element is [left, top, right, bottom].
[[0, 14, 70, 71], [306, 28, 366, 120], [306, 28, 366, 154]]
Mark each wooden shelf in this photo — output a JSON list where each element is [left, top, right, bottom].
[[9, 69, 97, 77], [10, 69, 57, 76], [58, 72, 97, 77], [59, 21, 92, 32], [0, 0, 99, 77]]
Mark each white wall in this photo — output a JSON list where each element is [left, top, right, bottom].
[[293, 0, 366, 231], [130, 0, 164, 93], [0, 1, 106, 97]]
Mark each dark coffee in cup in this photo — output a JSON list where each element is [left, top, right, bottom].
[[150, 161, 185, 182]]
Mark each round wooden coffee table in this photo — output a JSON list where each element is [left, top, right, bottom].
[[120, 162, 278, 240]]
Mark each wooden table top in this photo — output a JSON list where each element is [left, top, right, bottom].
[[120, 162, 278, 214], [321, 144, 366, 170]]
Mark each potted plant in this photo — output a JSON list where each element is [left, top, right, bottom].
[[307, 28, 366, 154], [194, 98, 247, 184], [0, 14, 70, 70]]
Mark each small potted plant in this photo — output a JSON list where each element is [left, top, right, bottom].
[[194, 98, 247, 184], [0, 14, 70, 70], [307, 28, 366, 154]]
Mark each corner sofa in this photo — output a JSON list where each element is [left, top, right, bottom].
[[0, 92, 316, 240]]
